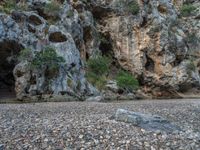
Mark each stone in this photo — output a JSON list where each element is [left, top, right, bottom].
[[135, 90, 151, 99], [85, 96, 104, 102], [114, 109, 181, 132], [117, 94, 135, 101], [0, 144, 4, 150], [105, 80, 119, 93], [79, 135, 84, 139]]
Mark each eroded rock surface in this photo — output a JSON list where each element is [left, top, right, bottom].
[[0, 5, 98, 99], [0, 0, 200, 99], [115, 109, 181, 132], [88, 0, 200, 97]]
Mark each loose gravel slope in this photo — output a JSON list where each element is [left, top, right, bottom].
[[0, 100, 200, 149]]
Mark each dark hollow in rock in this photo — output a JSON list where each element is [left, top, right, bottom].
[[31, 5, 49, 21], [91, 6, 112, 20], [11, 11, 26, 23], [28, 24, 36, 33], [83, 26, 93, 44], [57, 0, 65, 4], [73, 2, 84, 13], [99, 33, 113, 56], [178, 83, 193, 92], [140, 16, 147, 27], [157, 5, 168, 14], [15, 70, 24, 78], [0, 40, 24, 99], [145, 54, 155, 72], [114, 109, 181, 132], [49, 32, 68, 43], [30, 75, 37, 85], [28, 15, 43, 26]]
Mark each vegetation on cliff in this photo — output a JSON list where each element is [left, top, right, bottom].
[[116, 70, 139, 92], [180, 4, 196, 17], [86, 56, 111, 90], [20, 47, 65, 76], [0, 0, 200, 99], [86, 56, 139, 92]]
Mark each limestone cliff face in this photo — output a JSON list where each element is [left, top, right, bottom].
[[0, 2, 98, 99], [81, 0, 200, 97], [0, 0, 199, 99]]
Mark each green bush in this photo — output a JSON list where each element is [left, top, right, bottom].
[[44, 1, 61, 16], [86, 72, 107, 90], [87, 56, 111, 75], [31, 47, 65, 71], [186, 33, 199, 46], [0, 0, 16, 13], [19, 47, 65, 77], [116, 0, 139, 15], [44, 1, 61, 24], [0, 0, 28, 13], [16, 3, 29, 11], [186, 60, 196, 75], [180, 4, 196, 17], [67, 78, 73, 88], [66, 10, 74, 18], [86, 56, 111, 90], [116, 70, 139, 92], [86, 72, 98, 85], [19, 48, 33, 61], [127, 1, 140, 15]]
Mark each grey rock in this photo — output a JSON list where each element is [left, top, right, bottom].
[[0, 144, 4, 150], [86, 96, 104, 102], [105, 80, 119, 93], [87, 0, 200, 97], [0, 2, 98, 100], [115, 109, 181, 132]]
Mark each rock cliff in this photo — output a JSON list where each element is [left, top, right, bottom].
[[0, 0, 199, 99]]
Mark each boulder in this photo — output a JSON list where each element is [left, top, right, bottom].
[[86, 95, 104, 102], [105, 80, 119, 93], [0, 144, 4, 150], [114, 109, 181, 132]]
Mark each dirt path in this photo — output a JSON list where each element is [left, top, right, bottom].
[[0, 100, 200, 149]]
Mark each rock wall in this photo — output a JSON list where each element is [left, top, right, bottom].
[[83, 0, 200, 97], [0, 2, 98, 99], [0, 0, 199, 99]]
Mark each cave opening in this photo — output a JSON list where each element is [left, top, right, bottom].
[[145, 54, 155, 72], [0, 40, 23, 99], [99, 33, 113, 57]]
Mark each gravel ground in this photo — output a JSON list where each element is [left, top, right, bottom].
[[0, 99, 200, 150]]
